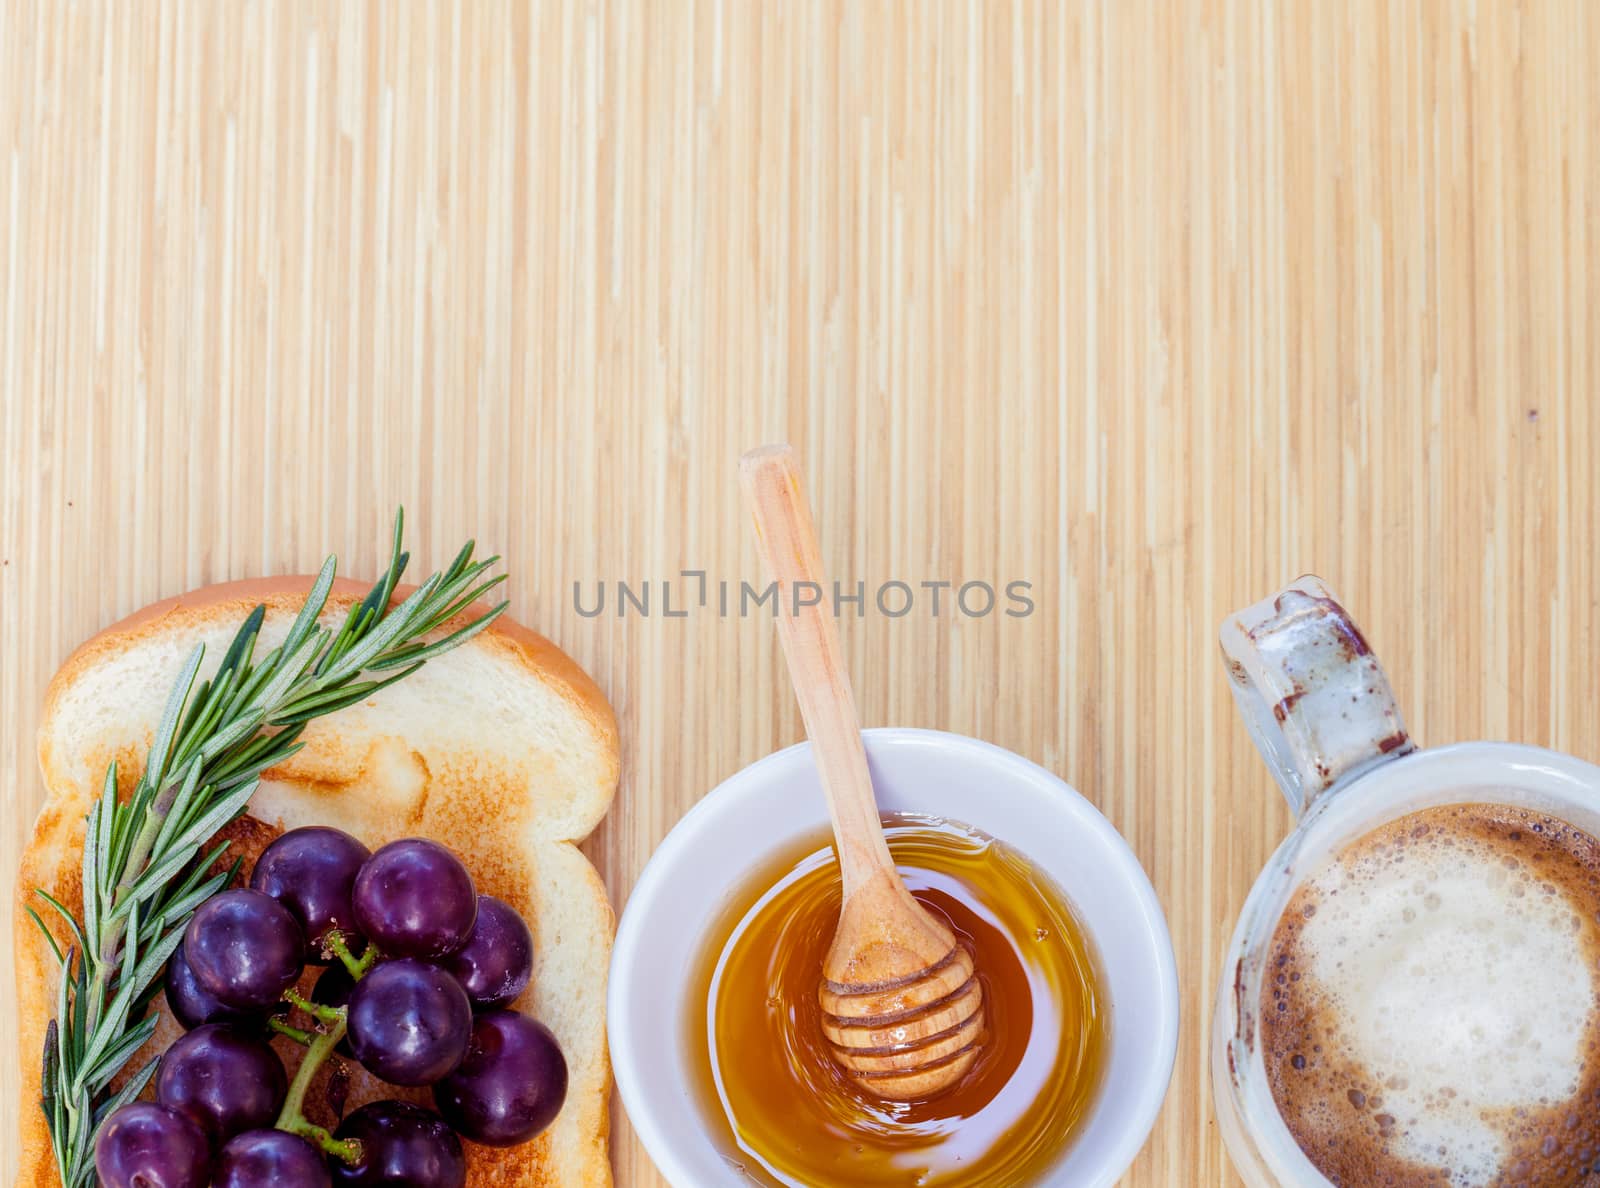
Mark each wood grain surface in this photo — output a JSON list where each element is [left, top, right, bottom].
[[4, 2, 1598, 1184]]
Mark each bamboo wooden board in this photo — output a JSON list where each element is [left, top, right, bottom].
[[3, 2, 1598, 1184]]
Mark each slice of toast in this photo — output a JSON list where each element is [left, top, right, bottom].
[[14, 577, 620, 1187]]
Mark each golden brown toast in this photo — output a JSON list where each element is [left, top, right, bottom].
[[14, 578, 619, 1186]]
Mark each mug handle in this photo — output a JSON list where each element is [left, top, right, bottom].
[[1219, 576, 1415, 819]]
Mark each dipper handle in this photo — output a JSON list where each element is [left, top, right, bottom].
[[739, 444, 892, 897]]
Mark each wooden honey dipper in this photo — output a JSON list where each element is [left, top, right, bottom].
[[740, 445, 985, 1101]]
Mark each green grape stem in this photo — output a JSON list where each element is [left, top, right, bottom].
[[324, 929, 379, 979], [283, 988, 347, 1026], [274, 1004, 361, 1165], [268, 1017, 315, 1046]]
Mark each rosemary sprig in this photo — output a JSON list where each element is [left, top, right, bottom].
[[31, 511, 508, 1187]]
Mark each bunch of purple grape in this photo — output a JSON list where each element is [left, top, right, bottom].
[[94, 828, 567, 1188]]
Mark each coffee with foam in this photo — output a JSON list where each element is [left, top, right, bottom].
[[1263, 803, 1600, 1186]]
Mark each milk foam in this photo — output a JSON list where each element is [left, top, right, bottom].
[[1301, 843, 1592, 1183], [1265, 806, 1600, 1188]]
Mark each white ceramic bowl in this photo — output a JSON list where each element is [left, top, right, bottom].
[[608, 728, 1179, 1187]]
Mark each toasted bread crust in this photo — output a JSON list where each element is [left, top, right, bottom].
[[38, 577, 621, 822], [15, 577, 619, 1187]]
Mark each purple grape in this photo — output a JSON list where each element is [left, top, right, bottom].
[[93, 1102, 210, 1188], [184, 888, 306, 1010], [346, 959, 472, 1086], [164, 941, 264, 1031], [434, 1011, 568, 1146], [331, 1101, 465, 1188], [155, 1024, 287, 1147], [443, 895, 534, 1010], [352, 839, 477, 959], [250, 826, 372, 960], [213, 1129, 331, 1188]]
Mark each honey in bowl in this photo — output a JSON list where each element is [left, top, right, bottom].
[[689, 814, 1108, 1187]]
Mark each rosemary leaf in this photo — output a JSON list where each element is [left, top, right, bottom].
[[126, 923, 187, 1003], [52, 952, 74, 1068], [93, 767, 117, 891], [32, 891, 87, 955], [145, 647, 205, 790], [422, 571, 509, 634], [281, 558, 337, 659], [80, 802, 102, 962], [369, 600, 509, 671], [93, 1055, 159, 1124], [27, 907, 66, 965], [41, 1019, 59, 1113], [147, 761, 205, 874], [269, 661, 424, 725], [83, 1015, 158, 1096], [146, 845, 233, 927], [112, 783, 258, 913]]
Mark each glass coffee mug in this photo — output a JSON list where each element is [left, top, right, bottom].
[[1212, 576, 1600, 1186]]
